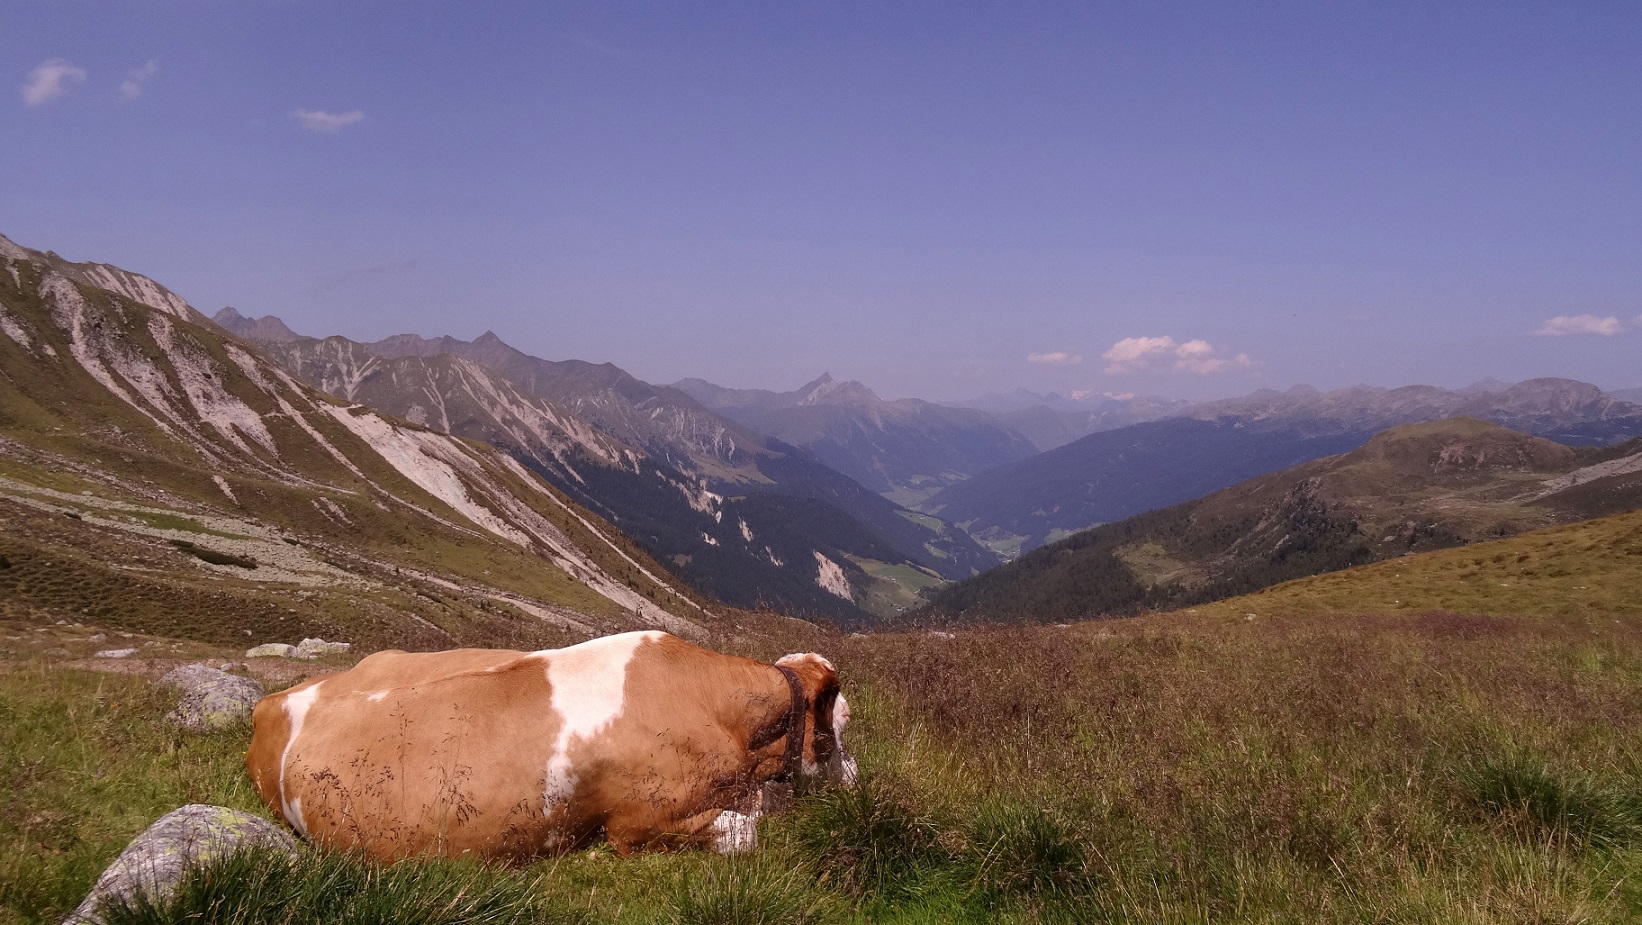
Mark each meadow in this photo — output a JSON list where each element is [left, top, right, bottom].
[[4, 511, 1642, 923]]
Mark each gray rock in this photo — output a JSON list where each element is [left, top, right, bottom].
[[158, 665, 266, 732], [244, 642, 298, 659], [63, 804, 297, 925], [294, 637, 350, 659], [93, 648, 138, 659], [87, 633, 107, 643]]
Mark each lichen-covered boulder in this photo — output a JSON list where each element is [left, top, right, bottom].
[[62, 804, 297, 925], [157, 664, 265, 732], [244, 642, 297, 658], [294, 637, 350, 659]]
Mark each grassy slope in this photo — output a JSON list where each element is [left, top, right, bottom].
[[7, 503, 1642, 923], [1186, 507, 1642, 621]]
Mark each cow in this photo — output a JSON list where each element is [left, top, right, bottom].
[[246, 631, 856, 861]]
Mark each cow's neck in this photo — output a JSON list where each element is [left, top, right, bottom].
[[772, 664, 806, 782]]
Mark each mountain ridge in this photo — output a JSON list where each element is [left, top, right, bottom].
[[215, 312, 1000, 624], [1, 232, 718, 649], [920, 418, 1642, 625]]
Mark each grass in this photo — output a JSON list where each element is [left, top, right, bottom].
[[10, 595, 1642, 922], [0, 665, 260, 922], [99, 848, 587, 925]]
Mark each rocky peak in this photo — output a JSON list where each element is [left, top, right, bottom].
[[211, 308, 302, 343], [798, 374, 881, 406]]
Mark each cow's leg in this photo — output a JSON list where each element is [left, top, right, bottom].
[[604, 803, 762, 855], [708, 808, 760, 854]]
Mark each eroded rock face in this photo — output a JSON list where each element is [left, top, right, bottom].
[[63, 804, 297, 925], [157, 664, 265, 732]]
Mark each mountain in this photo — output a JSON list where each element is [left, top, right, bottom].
[[673, 373, 1040, 506], [990, 395, 1192, 452], [222, 322, 1000, 625], [1611, 387, 1642, 404], [1179, 379, 1642, 445], [0, 232, 718, 650], [920, 418, 1642, 624], [930, 380, 1642, 555], [214, 307, 302, 343]]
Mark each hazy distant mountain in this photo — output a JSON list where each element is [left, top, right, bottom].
[[949, 390, 1191, 451], [673, 373, 1040, 505], [1179, 380, 1642, 446], [921, 418, 1642, 624], [226, 319, 999, 624], [951, 388, 1093, 415], [1612, 388, 1642, 403], [929, 379, 1642, 555]]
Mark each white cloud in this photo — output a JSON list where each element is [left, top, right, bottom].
[[1534, 314, 1622, 337], [21, 58, 87, 106], [1101, 335, 1254, 375], [291, 108, 366, 133], [1027, 351, 1082, 366], [117, 60, 158, 102]]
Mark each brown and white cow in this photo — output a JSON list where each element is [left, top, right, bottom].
[[246, 631, 855, 861]]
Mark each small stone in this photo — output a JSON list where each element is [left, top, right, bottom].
[[87, 633, 107, 643], [94, 649, 139, 659], [63, 804, 297, 925], [244, 643, 298, 659]]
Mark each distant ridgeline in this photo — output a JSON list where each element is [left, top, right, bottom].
[[920, 419, 1642, 625]]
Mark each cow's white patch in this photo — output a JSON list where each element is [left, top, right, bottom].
[[832, 693, 851, 732], [279, 682, 323, 836], [829, 695, 859, 788], [540, 631, 662, 812], [367, 690, 389, 703], [777, 652, 835, 672], [710, 810, 760, 854]]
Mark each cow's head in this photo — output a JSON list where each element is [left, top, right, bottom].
[[775, 653, 858, 787]]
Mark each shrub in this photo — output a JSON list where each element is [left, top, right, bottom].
[[793, 773, 943, 899], [1461, 757, 1642, 849], [664, 854, 838, 925], [961, 803, 1094, 903]]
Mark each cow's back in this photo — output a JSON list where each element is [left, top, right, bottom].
[[248, 632, 746, 859]]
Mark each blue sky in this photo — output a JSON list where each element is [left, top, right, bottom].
[[5, 1, 1639, 401]]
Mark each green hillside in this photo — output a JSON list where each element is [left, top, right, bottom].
[[1186, 506, 1642, 621]]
